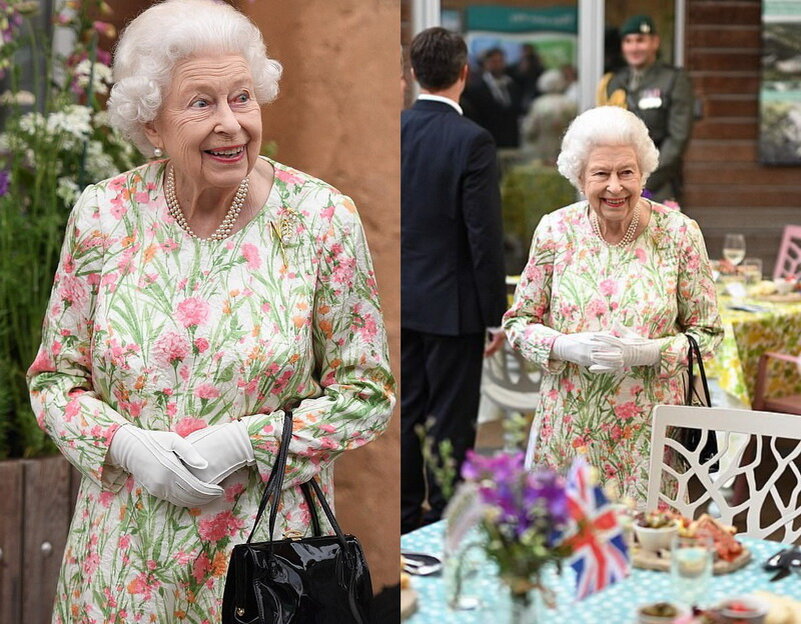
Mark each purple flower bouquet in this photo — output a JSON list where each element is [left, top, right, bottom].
[[461, 450, 573, 601]]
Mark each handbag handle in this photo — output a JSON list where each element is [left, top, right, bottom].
[[246, 411, 348, 550], [686, 334, 711, 407], [246, 411, 295, 544]]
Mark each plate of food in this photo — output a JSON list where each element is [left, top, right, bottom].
[[632, 513, 751, 574]]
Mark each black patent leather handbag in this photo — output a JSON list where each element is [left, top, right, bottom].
[[222, 412, 372, 624]]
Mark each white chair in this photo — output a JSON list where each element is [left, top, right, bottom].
[[479, 341, 541, 458], [647, 405, 801, 542]]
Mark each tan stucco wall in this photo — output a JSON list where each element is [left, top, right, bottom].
[[243, 1, 400, 592]]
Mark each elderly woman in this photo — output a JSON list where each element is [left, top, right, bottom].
[[521, 68, 577, 164], [503, 106, 722, 500], [26, 1, 394, 621]]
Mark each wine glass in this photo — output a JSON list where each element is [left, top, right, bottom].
[[722, 234, 746, 266], [670, 535, 714, 609]]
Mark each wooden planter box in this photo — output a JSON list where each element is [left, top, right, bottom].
[[0, 455, 80, 624]]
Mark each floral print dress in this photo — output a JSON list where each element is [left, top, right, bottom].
[[27, 157, 395, 623], [503, 201, 722, 501]]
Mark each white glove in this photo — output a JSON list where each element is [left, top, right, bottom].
[[107, 425, 223, 507], [592, 334, 661, 368], [184, 419, 255, 485], [551, 332, 623, 373]]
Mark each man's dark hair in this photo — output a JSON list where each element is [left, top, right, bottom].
[[482, 47, 505, 60], [409, 27, 467, 91]]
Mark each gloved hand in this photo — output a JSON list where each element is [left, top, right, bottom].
[[592, 333, 661, 368], [551, 332, 623, 373], [184, 419, 255, 485], [107, 425, 223, 507]]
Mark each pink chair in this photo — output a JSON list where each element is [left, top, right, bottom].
[[753, 351, 801, 415], [773, 224, 801, 280]]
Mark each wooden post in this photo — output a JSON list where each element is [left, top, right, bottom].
[[0, 460, 23, 624], [21, 456, 72, 624]]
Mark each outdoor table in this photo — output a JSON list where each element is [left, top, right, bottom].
[[402, 521, 801, 623], [708, 296, 801, 407]]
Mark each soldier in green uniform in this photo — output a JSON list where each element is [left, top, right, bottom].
[[598, 15, 694, 203]]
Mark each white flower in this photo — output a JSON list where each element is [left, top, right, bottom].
[[0, 90, 35, 106], [93, 110, 111, 127], [56, 177, 80, 205], [74, 60, 113, 96], [85, 140, 117, 180], [18, 111, 45, 135], [46, 105, 92, 141]]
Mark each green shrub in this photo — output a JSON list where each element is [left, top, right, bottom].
[[0, 2, 142, 458], [501, 162, 576, 275]]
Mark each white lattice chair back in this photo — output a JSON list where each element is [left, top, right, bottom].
[[481, 342, 541, 413], [647, 405, 801, 543]]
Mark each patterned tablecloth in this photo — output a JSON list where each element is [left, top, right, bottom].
[[708, 297, 801, 407], [402, 521, 801, 623]]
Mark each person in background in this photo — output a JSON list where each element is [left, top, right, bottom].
[[521, 68, 577, 165], [561, 63, 579, 104], [402, 27, 507, 533], [27, 1, 394, 620], [463, 47, 522, 148], [510, 42, 545, 111], [597, 15, 694, 203], [504, 106, 722, 501]]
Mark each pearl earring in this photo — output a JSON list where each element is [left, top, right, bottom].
[[153, 147, 163, 158]]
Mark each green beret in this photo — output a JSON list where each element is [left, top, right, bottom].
[[620, 15, 656, 37]]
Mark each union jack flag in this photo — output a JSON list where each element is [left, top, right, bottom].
[[563, 459, 630, 600]]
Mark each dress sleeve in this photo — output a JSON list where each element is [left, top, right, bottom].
[[244, 195, 395, 488], [27, 184, 131, 490], [502, 212, 567, 374], [655, 216, 724, 375]]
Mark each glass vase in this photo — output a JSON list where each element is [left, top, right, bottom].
[[506, 581, 544, 624]]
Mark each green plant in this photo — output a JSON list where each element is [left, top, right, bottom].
[[415, 419, 458, 501], [0, 0, 141, 458], [501, 163, 576, 274]]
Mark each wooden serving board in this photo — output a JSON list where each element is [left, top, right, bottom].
[[632, 545, 752, 574], [401, 587, 419, 620], [759, 292, 801, 303]]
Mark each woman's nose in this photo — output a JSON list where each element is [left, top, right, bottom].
[[607, 175, 622, 193], [214, 102, 241, 134]]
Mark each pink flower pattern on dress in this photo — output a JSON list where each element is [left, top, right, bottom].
[[26, 158, 394, 622], [504, 201, 722, 500], [176, 297, 210, 327]]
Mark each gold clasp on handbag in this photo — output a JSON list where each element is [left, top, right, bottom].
[[283, 529, 303, 540], [236, 607, 245, 616]]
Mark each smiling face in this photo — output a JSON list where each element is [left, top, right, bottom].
[[581, 145, 643, 223], [621, 33, 660, 70], [145, 53, 262, 193]]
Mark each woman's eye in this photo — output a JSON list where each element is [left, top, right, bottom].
[[191, 99, 209, 109], [234, 92, 250, 104]]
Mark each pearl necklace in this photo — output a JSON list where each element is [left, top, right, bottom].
[[590, 203, 641, 248], [164, 166, 249, 243]]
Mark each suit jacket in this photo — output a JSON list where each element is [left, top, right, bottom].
[[603, 62, 695, 202], [401, 99, 507, 336], [462, 73, 522, 148]]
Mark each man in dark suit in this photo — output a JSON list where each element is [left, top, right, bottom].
[[401, 27, 507, 534], [462, 47, 522, 148]]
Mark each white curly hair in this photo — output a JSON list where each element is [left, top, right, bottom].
[[556, 106, 660, 191], [107, 0, 282, 157]]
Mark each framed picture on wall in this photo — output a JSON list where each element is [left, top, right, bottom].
[[760, 0, 801, 164]]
